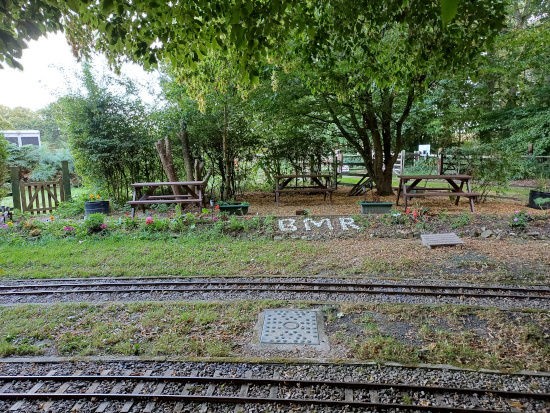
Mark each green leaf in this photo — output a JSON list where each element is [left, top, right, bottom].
[[441, 0, 460, 26], [102, 0, 115, 13]]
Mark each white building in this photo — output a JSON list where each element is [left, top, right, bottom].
[[0, 130, 41, 147]]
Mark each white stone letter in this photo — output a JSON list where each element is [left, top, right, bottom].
[[304, 218, 333, 231], [278, 219, 297, 232], [339, 217, 360, 230]]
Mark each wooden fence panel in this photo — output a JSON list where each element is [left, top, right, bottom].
[[20, 180, 65, 214]]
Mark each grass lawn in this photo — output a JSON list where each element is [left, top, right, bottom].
[[1, 236, 322, 278], [2, 235, 549, 283]]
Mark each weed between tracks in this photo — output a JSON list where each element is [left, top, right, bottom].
[[0, 301, 548, 372]]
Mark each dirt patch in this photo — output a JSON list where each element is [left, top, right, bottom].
[[241, 187, 541, 217]]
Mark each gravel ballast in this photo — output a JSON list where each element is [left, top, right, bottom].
[[1, 276, 548, 310], [0, 361, 548, 412]]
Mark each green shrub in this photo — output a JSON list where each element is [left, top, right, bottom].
[[444, 145, 517, 202], [0, 137, 8, 200], [450, 214, 471, 228], [84, 213, 106, 234], [56, 193, 89, 218]]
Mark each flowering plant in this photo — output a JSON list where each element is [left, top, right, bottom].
[[89, 194, 102, 201], [509, 210, 533, 229], [405, 206, 430, 222]]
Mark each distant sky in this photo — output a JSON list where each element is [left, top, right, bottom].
[[0, 32, 159, 111]]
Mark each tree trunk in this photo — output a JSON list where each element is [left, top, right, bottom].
[[155, 136, 183, 196], [321, 89, 415, 196], [222, 102, 231, 200], [179, 124, 195, 181]]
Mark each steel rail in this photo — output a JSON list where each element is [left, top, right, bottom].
[[1, 280, 548, 294], [0, 281, 548, 300], [0, 375, 548, 400], [0, 392, 513, 412]]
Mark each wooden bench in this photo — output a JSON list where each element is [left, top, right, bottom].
[[406, 191, 480, 198], [396, 174, 479, 212], [274, 174, 334, 206], [127, 181, 207, 218]]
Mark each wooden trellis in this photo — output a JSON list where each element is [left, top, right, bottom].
[[20, 180, 65, 214]]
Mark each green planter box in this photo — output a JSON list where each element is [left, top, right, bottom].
[[360, 202, 393, 214], [218, 204, 249, 216]]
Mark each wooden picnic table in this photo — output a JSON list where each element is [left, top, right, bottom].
[[275, 174, 335, 206], [395, 174, 479, 212], [127, 181, 206, 218]]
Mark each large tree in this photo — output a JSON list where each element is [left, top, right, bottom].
[[3, 0, 507, 194], [446, 1, 550, 156], [271, 1, 506, 194], [3, 1, 464, 73], [160, 53, 262, 200]]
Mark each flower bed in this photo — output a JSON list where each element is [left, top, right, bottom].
[[1, 205, 549, 245]]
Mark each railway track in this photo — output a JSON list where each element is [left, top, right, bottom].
[[0, 278, 548, 303], [1, 370, 549, 412]]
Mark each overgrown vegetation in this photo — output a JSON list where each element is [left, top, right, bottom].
[[0, 135, 8, 199], [344, 303, 550, 371], [0, 301, 547, 371], [60, 63, 163, 203], [7, 142, 74, 182], [0, 301, 274, 357]]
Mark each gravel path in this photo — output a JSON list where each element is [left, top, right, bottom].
[[1, 276, 548, 310], [0, 361, 548, 412]]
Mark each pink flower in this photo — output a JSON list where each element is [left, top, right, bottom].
[[515, 210, 519, 213], [100, 223, 107, 229], [63, 226, 74, 231], [145, 216, 154, 225], [514, 218, 518, 222]]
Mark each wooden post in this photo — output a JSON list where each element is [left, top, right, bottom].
[[528, 143, 534, 156], [10, 167, 21, 211], [61, 160, 71, 201]]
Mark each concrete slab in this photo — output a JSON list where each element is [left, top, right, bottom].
[[251, 309, 330, 352], [261, 310, 319, 344]]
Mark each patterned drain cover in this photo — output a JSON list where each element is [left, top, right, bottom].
[[260, 310, 319, 344]]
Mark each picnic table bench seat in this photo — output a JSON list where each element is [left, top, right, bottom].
[[274, 174, 335, 206], [275, 188, 336, 193], [126, 199, 200, 205], [406, 191, 480, 198], [127, 180, 206, 218], [396, 174, 478, 212]]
